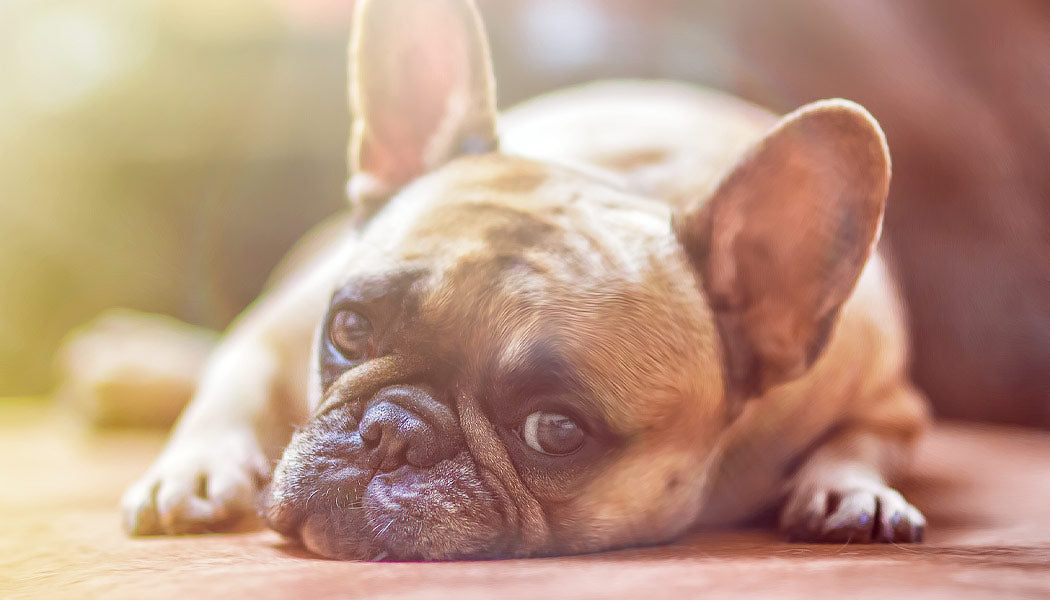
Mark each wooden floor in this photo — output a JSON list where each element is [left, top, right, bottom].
[[2, 399, 1048, 599]]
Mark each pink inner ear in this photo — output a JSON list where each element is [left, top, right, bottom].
[[674, 101, 889, 397], [363, 5, 473, 185]]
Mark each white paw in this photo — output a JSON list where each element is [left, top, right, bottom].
[[122, 430, 270, 535], [780, 479, 925, 544]]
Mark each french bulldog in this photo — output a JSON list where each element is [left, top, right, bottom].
[[121, 0, 929, 560]]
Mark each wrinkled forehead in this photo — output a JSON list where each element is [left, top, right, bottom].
[[350, 154, 672, 275], [334, 155, 718, 430]]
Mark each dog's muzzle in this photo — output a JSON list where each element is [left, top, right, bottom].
[[265, 383, 506, 560]]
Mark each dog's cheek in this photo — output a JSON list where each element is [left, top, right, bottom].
[[548, 448, 711, 553]]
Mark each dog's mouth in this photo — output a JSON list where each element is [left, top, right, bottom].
[[264, 406, 511, 561]]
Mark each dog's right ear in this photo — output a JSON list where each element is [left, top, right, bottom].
[[347, 0, 498, 220]]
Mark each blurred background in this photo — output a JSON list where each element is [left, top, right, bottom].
[[1, 0, 1047, 425]]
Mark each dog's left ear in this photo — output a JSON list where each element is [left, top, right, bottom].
[[347, 0, 498, 219], [674, 100, 890, 401]]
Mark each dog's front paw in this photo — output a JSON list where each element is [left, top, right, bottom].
[[121, 430, 270, 535], [780, 479, 925, 544]]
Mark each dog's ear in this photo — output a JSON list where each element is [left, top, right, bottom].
[[674, 100, 890, 401], [347, 0, 498, 219]]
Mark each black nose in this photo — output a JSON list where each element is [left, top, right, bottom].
[[358, 385, 460, 471]]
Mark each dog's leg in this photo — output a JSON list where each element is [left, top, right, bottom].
[[121, 261, 334, 535], [121, 341, 282, 534], [779, 384, 929, 543]]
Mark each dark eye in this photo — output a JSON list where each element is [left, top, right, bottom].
[[328, 309, 374, 361], [518, 411, 586, 456]]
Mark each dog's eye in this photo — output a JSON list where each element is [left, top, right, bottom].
[[328, 309, 374, 361], [519, 411, 585, 456]]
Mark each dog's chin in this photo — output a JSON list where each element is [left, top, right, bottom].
[[269, 452, 510, 561]]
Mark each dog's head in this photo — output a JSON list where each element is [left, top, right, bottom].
[[266, 0, 890, 560]]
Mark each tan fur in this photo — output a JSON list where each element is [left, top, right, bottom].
[[123, 0, 927, 558]]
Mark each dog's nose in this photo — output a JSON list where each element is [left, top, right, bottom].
[[358, 385, 460, 471]]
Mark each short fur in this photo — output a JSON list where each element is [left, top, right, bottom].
[[123, 0, 928, 559]]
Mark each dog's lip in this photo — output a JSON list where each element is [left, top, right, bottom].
[[265, 464, 381, 541], [264, 493, 306, 540], [265, 461, 415, 548], [267, 463, 522, 560], [299, 510, 377, 561]]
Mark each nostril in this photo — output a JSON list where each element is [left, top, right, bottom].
[[377, 438, 409, 472], [359, 419, 381, 447], [357, 389, 461, 472]]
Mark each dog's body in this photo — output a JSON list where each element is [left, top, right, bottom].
[[122, 0, 928, 559]]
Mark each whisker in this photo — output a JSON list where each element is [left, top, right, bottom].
[[375, 517, 396, 539]]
